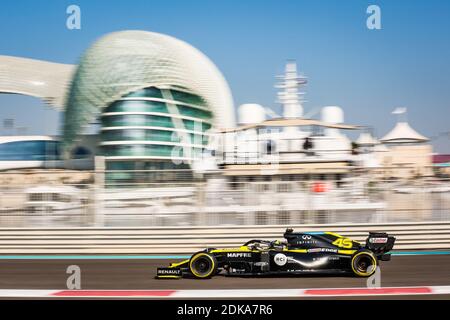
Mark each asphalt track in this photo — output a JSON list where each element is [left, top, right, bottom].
[[0, 255, 449, 294]]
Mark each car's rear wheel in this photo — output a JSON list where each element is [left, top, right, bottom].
[[189, 252, 218, 279], [351, 250, 377, 277]]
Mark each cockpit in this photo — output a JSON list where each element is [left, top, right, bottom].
[[243, 239, 286, 251]]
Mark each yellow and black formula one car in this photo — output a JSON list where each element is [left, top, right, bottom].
[[156, 229, 395, 279]]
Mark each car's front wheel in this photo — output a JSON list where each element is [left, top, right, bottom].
[[351, 250, 377, 277], [189, 252, 218, 279]]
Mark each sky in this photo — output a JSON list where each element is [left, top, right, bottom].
[[0, 0, 449, 152]]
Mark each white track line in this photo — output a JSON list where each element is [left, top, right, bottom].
[[0, 290, 58, 298], [0, 286, 450, 298], [172, 289, 302, 298]]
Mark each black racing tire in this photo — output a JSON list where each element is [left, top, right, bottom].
[[189, 252, 218, 279], [351, 249, 378, 277]]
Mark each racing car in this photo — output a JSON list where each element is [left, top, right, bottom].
[[156, 228, 395, 279]]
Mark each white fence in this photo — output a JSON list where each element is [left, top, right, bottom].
[[0, 221, 449, 254], [1, 169, 450, 228], [1, 183, 450, 227]]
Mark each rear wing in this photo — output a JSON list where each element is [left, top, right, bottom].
[[365, 232, 396, 254]]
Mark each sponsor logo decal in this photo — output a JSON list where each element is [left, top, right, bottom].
[[294, 241, 318, 245], [290, 234, 318, 245], [230, 268, 247, 274], [332, 238, 354, 248], [308, 248, 338, 253], [369, 238, 388, 244], [227, 252, 252, 258], [288, 256, 329, 268], [274, 253, 288, 266], [157, 268, 181, 275], [328, 256, 340, 261]]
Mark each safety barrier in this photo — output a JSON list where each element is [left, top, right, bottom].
[[0, 221, 449, 254]]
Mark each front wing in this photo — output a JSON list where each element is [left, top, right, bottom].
[[156, 259, 190, 279]]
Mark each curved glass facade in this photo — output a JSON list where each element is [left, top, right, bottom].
[[0, 140, 61, 161], [102, 145, 204, 158], [102, 116, 212, 131], [102, 130, 209, 144], [105, 100, 168, 114], [101, 86, 213, 184]]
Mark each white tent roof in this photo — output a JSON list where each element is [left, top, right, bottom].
[[356, 132, 379, 146], [381, 122, 428, 143]]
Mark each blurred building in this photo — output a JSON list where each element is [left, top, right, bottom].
[[433, 154, 450, 177], [0, 32, 437, 183], [63, 31, 234, 182], [0, 136, 62, 171], [379, 120, 433, 178], [0, 30, 235, 183], [215, 62, 361, 185], [0, 135, 96, 171], [355, 131, 383, 168]]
